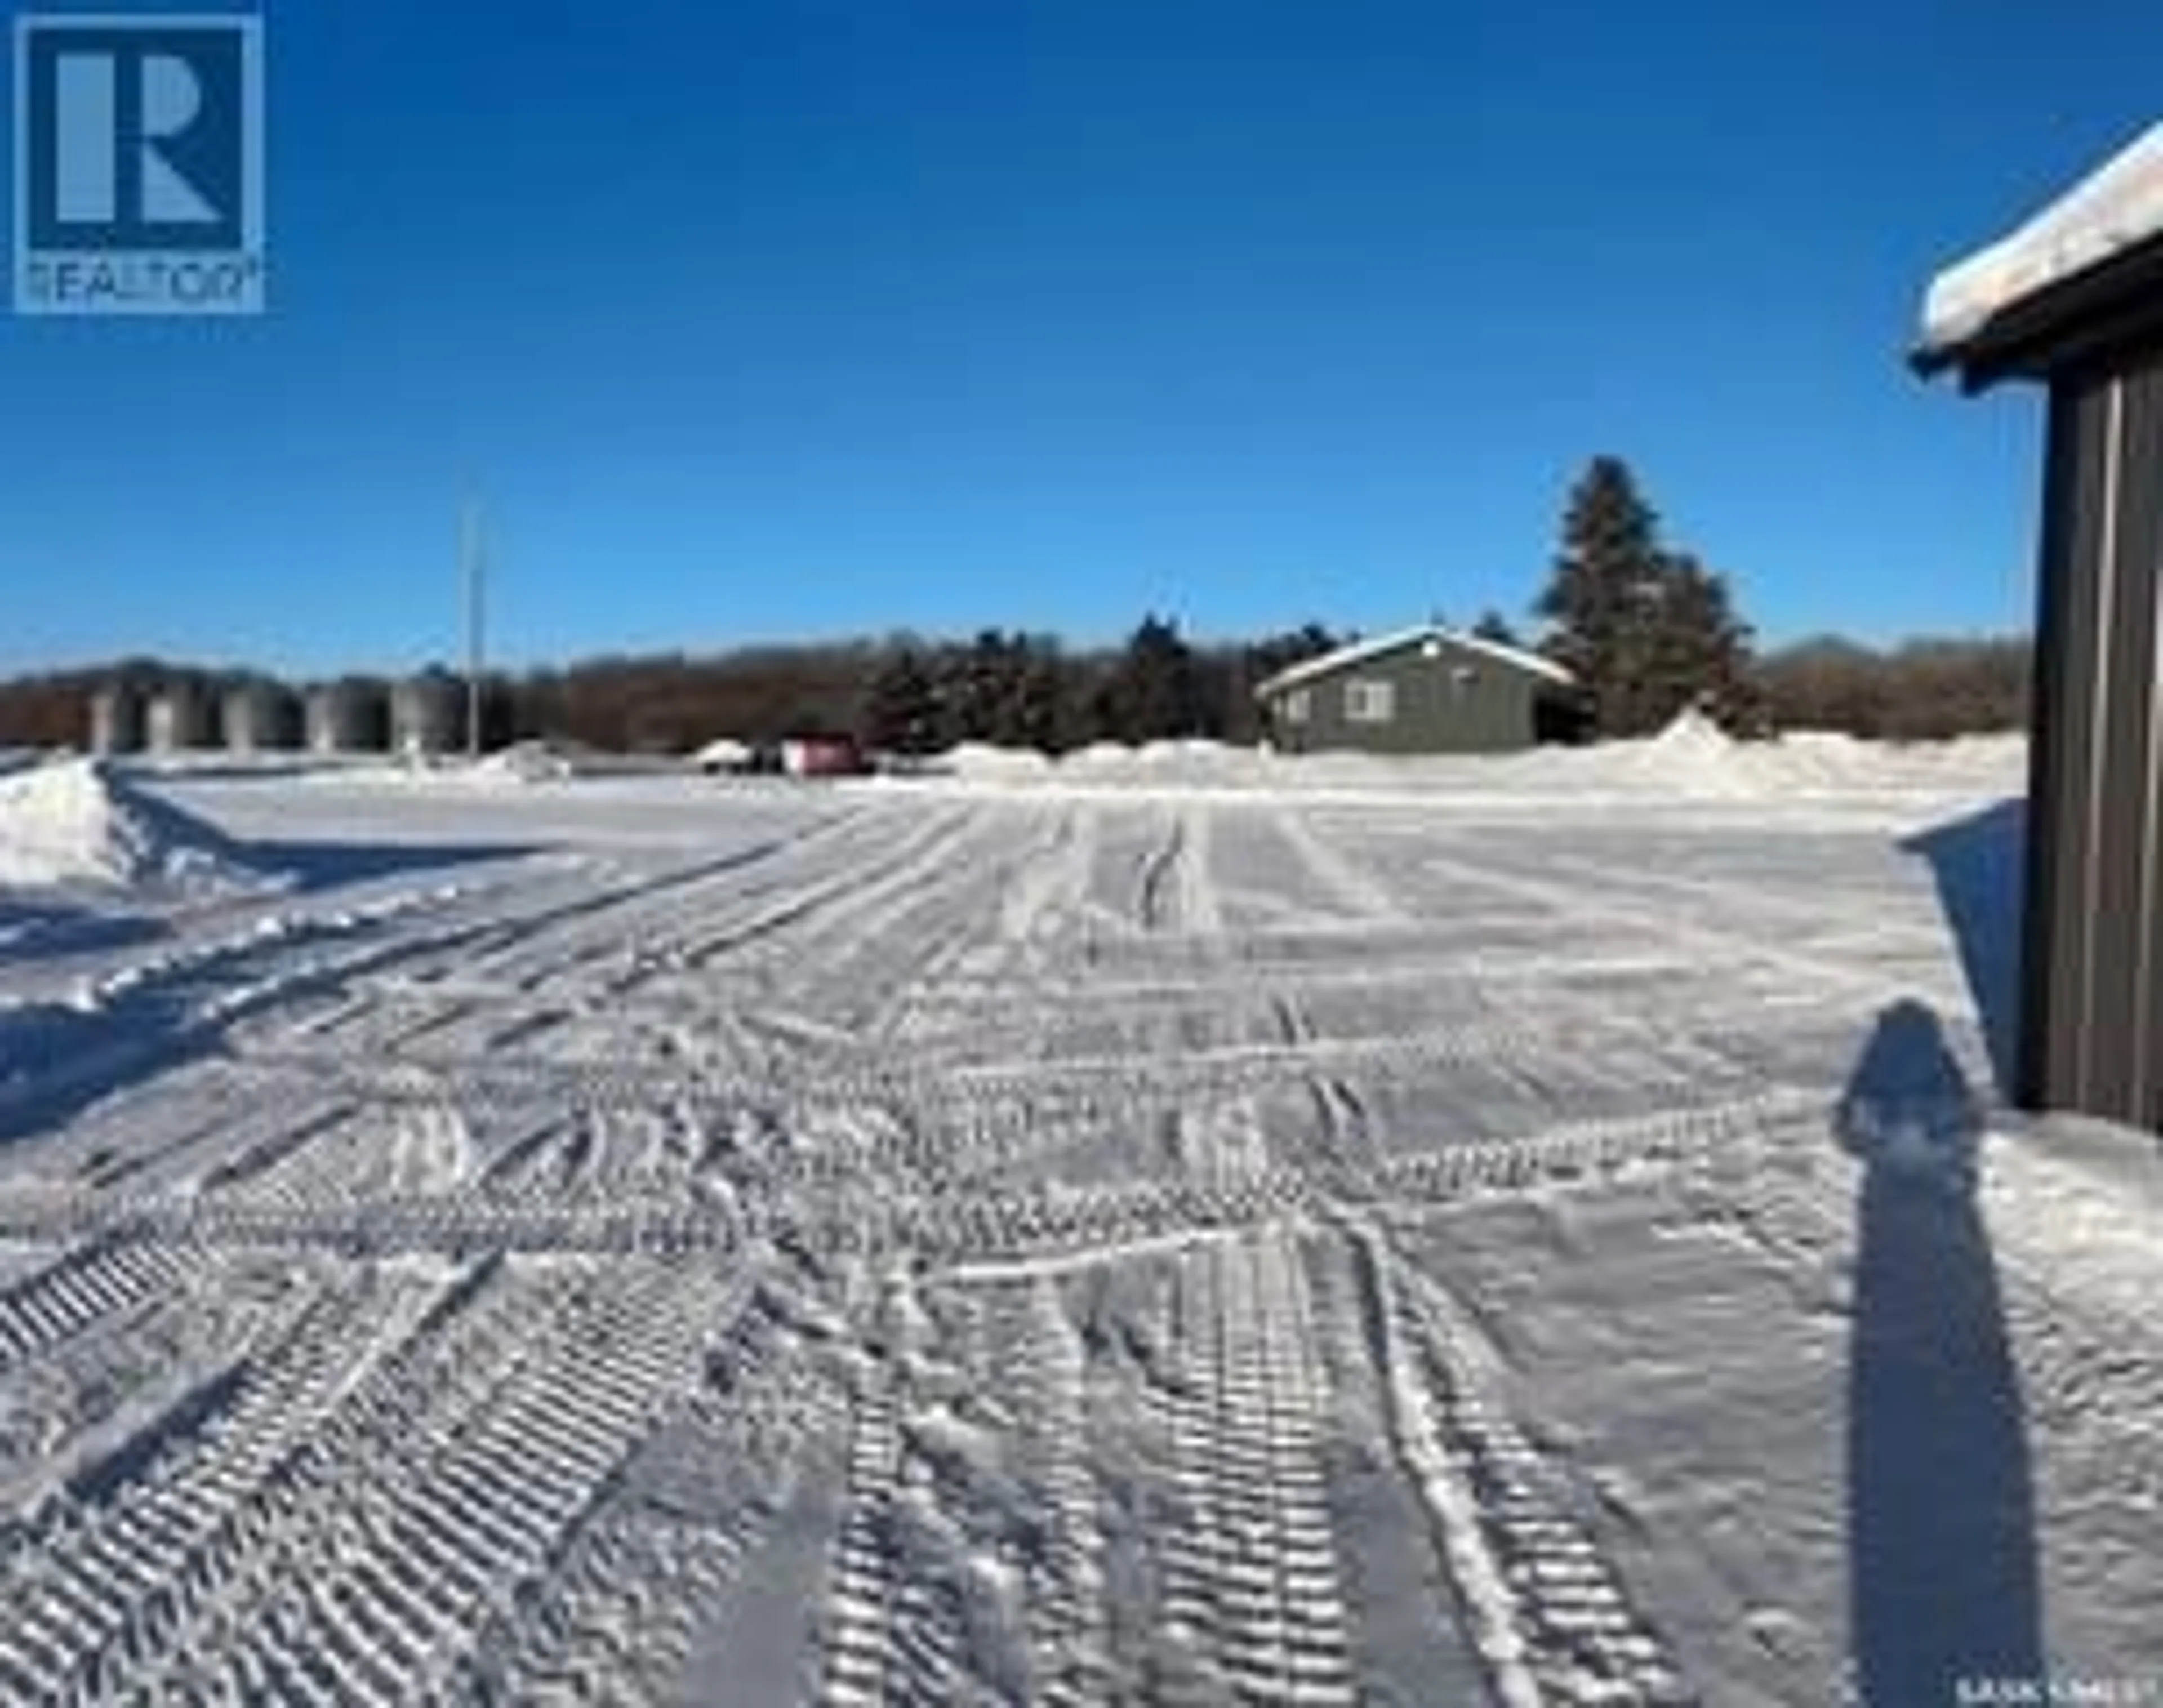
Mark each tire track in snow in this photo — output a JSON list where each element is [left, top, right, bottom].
[[219, 1005, 1760, 1132], [1347, 1225, 1693, 1707], [1273, 803, 1416, 925], [93, 1254, 575, 1701], [815, 1380, 914, 1707], [470, 1295, 845, 1702], [1133, 807, 1188, 936], [994, 803, 1097, 953], [872, 803, 1092, 1044], [1403, 846, 1974, 1021], [0, 1238, 211, 1374], [206, 1260, 744, 1705], [0, 877, 515, 1150], [1152, 1230, 1355, 1705], [435, 807, 871, 997], [388, 1102, 473, 1196], [964, 1274, 1110, 1706], [0, 1266, 436, 1705], [0, 1091, 1831, 1268], [676, 800, 981, 978]]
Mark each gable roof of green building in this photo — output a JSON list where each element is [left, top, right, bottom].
[[1252, 622, 1575, 701]]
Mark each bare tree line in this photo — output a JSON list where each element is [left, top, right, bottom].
[[0, 625, 2028, 756]]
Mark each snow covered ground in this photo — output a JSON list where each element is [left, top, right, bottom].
[[0, 737, 2155, 1706]]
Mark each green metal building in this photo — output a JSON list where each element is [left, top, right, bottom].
[[1254, 623, 1580, 756]]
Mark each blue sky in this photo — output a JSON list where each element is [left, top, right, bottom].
[[0, 0, 2153, 676]]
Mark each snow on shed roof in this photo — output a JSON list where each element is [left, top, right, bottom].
[[1919, 123, 2163, 366], [1253, 624, 1574, 699]]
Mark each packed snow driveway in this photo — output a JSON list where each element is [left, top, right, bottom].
[[0, 758, 2155, 1706]]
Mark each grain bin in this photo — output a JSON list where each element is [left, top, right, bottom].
[[89, 683, 148, 754], [391, 671, 466, 758], [305, 680, 391, 754], [146, 682, 219, 753], [222, 682, 304, 753]]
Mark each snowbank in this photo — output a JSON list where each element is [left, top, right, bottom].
[[1062, 740, 1141, 770], [1600, 709, 1758, 798], [0, 758, 266, 891], [1135, 737, 1234, 765], [871, 717, 2026, 806], [1574, 713, 2026, 802], [471, 740, 578, 785], [692, 737, 755, 772], [940, 742, 1053, 780]]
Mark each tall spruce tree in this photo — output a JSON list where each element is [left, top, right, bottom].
[[1471, 609, 1521, 648], [1536, 456, 1763, 738], [1536, 456, 1668, 737], [1645, 554, 1768, 736]]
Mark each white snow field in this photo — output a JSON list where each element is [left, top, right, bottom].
[[0, 737, 2157, 1707]]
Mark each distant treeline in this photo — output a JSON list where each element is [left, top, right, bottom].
[[1753, 634, 2030, 741], [0, 624, 2030, 754]]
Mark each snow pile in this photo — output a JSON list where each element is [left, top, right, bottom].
[[1052, 739, 1272, 784], [472, 740, 578, 785], [1747, 728, 2026, 798], [1599, 709, 1763, 798], [858, 717, 2027, 804], [692, 737, 755, 772], [1134, 737, 1232, 766], [1760, 730, 1876, 791], [0, 757, 265, 891], [1053, 741, 1124, 770], [940, 742, 1053, 780]]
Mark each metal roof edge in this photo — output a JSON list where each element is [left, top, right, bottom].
[[1253, 623, 1574, 699]]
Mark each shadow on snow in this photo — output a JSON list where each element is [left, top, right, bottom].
[[240, 837, 541, 894], [0, 901, 169, 964], [1902, 798, 2023, 1102], [0, 837, 535, 1150], [1838, 997, 2044, 1705]]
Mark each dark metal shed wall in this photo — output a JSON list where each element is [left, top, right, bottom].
[[2025, 350, 2163, 1124]]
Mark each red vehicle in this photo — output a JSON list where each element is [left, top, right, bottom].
[[779, 735, 865, 777]]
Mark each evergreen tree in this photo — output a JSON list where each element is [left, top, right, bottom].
[[1107, 615, 1203, 742], [1471, 609, 1522, 648], [1014, 643, 1069, 752], [1246, 623, 1338, 683], [861, 647, 944, 755], [1536, 455, 1669, 737], [946, 630, 1002, 743], [1536, 456, 1764, 738], [1645, 554, 1768, 736]]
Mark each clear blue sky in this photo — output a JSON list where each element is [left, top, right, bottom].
[[0, 0, 2153, 675]]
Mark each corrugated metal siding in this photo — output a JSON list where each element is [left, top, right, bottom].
[[2026, 352, 2163, 1124], [1262, 636, 1545, 755]]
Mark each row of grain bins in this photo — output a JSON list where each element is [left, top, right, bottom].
[[90, 673, 477, 757]]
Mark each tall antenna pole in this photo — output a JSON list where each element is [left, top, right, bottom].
[[462, 495, 486, 762]]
